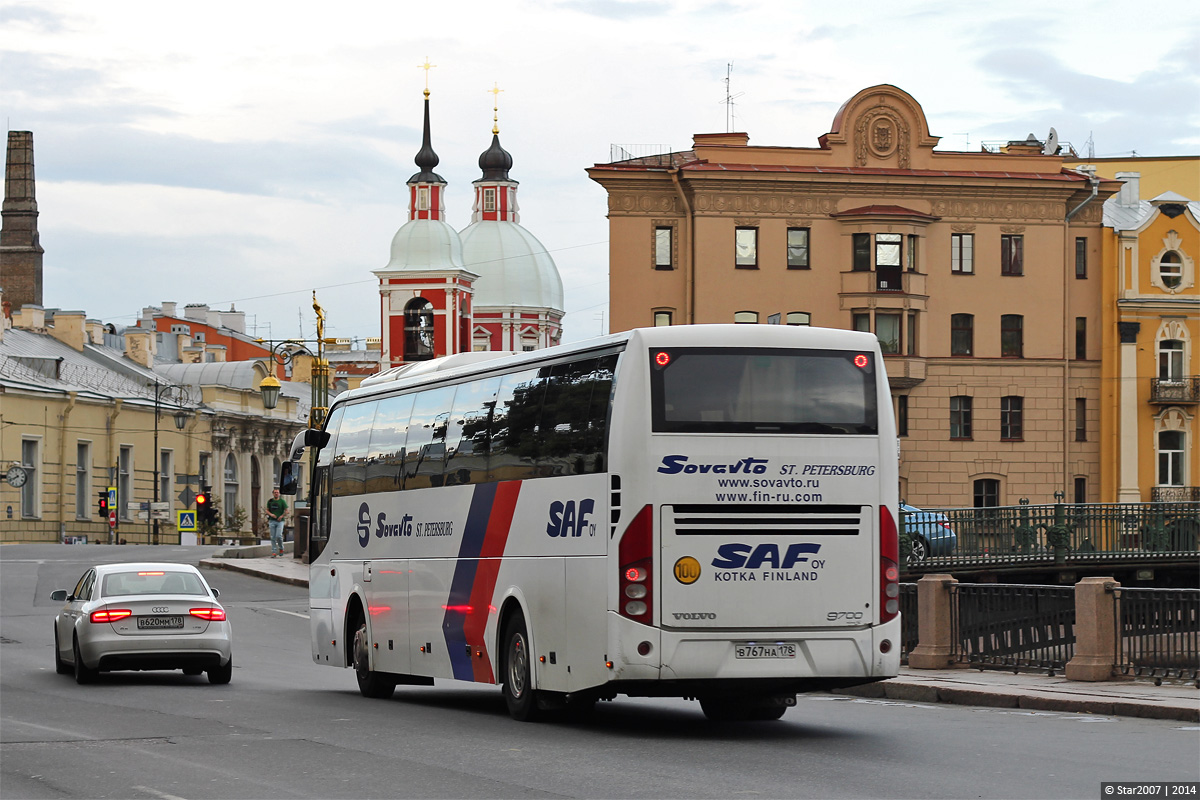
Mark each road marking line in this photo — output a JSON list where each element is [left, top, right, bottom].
[[269, 608, 309, 619], [132, 786, 189, 800]]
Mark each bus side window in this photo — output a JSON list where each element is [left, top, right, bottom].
[[331, 401, 377, 497], [488, 368, 546, 483], [401, 386, 456, 491], [365, 394, 414, 494], [538, 356, 617, 476], [311, 405, 344, 549], [444, 377, 500, 486]]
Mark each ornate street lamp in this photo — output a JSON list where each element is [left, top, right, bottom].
[[150, 380, 193, 545]]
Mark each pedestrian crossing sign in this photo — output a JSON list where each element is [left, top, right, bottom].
[[177, 510, 197, 532]]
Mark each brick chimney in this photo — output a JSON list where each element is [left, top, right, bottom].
[[0, 131, 44, 310]]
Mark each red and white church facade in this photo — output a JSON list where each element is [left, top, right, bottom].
[[373, 90, 564, 369]]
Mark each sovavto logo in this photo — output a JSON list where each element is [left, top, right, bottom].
[[357, 502, 413, 547], [657, 455, 768, 475]]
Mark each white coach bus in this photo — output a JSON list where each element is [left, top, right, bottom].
[[281, 324, 900, 721]]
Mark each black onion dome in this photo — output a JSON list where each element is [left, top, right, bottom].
[[478, 133, 514, 181], [408, 96, 444, 183]]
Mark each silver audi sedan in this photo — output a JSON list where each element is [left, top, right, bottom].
[[52, 562, 233, 684]]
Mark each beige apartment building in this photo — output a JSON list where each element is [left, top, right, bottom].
[[588, 84, 1120, 508]]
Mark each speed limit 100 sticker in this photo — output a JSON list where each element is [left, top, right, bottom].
[[673, 556, 701, 584]]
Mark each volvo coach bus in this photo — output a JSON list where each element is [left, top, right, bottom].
[[282, 324, 900, 721]]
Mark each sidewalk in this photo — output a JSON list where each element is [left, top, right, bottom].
[[198, 550, 1200, 723]]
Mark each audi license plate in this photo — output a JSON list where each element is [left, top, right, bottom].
[[735, 643, 796, 659], [137, 616, 184, 630]]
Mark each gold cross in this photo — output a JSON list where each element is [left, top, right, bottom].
[[489, 82, 503, 134], [418, 58, 436, 96]]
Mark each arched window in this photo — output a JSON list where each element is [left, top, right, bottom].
[[734, 311, 758, 324], [786, 312, 811, 326], [1159, 339, 1184, 381], [404, 298, 435, 361], [223, 453, 239, 526]]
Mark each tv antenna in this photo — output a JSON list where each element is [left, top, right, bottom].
[[721, 62, 745, 133], [1085, 131, 1094, 159], [953, 132, 971, 150]]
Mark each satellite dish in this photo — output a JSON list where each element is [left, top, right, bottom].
[[1043, 127, 1060, 155]]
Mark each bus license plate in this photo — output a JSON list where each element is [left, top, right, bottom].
[[735, 644, 796, 659], [137, 616, 183, 629]]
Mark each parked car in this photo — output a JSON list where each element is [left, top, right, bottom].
[[52, 562, 232, 684], [900, 503, 958, 563]]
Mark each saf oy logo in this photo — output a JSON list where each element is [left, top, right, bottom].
[[357, 502, 413, 547], [546, 499, 596, 537], [710, 542, 823, 582]]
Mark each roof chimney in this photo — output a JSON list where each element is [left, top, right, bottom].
[[1, 131, 45, 310]]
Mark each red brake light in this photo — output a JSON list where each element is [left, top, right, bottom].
[[879, 505, 899, 625], [90, 609, 132, 623], [189, 607, 226, 621], [618, 505, 654, 625], [137, 571, 165, 576]]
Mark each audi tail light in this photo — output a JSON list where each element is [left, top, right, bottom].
[[880, 504, 900, 625], [90, 609, 132, 623], [618, 505, 653, 625], [189, 607, 227, 621]]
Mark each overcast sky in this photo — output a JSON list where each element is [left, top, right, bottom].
[[2, 0, 1197, 346]]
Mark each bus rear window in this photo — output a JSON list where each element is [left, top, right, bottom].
[[650, 348, 877, 434]]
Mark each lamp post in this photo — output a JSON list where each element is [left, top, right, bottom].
[[150, 380, 191, 545]]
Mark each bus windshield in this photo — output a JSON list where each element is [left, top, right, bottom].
[[650, 347, 877, 434]]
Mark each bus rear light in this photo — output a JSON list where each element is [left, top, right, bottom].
[[618, 505, 654, 625], [637, 641, 652, 656], [879, 504, 900, 625], [90, 609, 132, 623], [189, 607, 226, 621], [880, 639, 893, 654]]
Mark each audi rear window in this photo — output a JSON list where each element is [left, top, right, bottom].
[[649, 347, 877, 434]]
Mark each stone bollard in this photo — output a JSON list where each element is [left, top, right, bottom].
[[909, 574, 961, 669], [1065, 576, 1124, 682]]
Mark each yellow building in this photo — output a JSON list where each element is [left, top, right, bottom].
[[1097, 161, 1200, 502], [588, 84, 1122, 508]]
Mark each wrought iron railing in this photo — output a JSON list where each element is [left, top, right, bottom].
[[1151, 486, 1200, 503], [1150, 376, 1200, 404], [1112, 587, 1200, 683], [902, 502, 1200, 570], [899, 583, 919, 665], [950, 583, 1076, 674]]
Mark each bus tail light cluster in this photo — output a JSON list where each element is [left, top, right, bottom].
[[879, 504, 899, 625], [618, 505, 653, 625]]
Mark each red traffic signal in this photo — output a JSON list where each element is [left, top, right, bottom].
[[97, 492, 109, 519]]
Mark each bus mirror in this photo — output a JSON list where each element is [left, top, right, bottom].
[[279, 461, 299, 495], [287, 428, 330, 462]]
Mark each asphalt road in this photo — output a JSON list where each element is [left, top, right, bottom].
[[2, 544, 1198, 800]]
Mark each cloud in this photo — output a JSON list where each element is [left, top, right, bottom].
[[559, 0, 672, 20]]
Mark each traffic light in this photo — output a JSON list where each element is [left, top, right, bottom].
[[196, 488, 216, 526], [97, 492, 108, 519]]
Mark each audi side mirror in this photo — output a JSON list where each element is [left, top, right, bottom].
[[51, 590, 67, 602]]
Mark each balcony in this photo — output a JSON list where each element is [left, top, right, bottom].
[[1150, 377, 1200, 404], [840, 270, 928, 299], [1151, 486, 1200, 502]]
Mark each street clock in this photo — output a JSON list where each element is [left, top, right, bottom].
[[5, 464, 28, 488]]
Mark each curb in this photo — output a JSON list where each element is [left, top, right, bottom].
[[199, 558, 308, 588], [839, 680, 1199, 723]]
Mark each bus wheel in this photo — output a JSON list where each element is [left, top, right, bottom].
[[353, 621, 395, 699], [501, 611, 540, 721]]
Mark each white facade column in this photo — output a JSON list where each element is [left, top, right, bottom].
[[1117, 322, 1142, 503]]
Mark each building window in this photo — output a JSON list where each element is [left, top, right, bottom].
[[1075, 237, 1087, 278], [1157, 430, 1184, 486], [655, 226, 673, 270], [1159, 340, 1184, 380], [1001, 234, 1024, 276], [786, 312, 811, 326], [875, 233, 903, 291], [1001, 314, 1023, 358], [974, 478, 1000, 508], [417, 186, 430, 211], [224, 453, 239, 526], [1159, 251, 1182, 289], [735, 227, 758, 268], [907, 235, 919, 272], [897, 395, 908, 437], [1000, 396, 1023, 441], [787, 227, 810, 269], [21, 439, 39, 518], [853, 312, 871, 333], [403, 298, 435, 362], [852, 233, 871, 271], [653, 310, 673, 327], [951, 233, 974, 274], [951, 313, 973, 356], [159, 450, 173, 512], [76, 442, 90, 519], [483, 187, 496, 212], [1075, 317, 1087, 360], [733, 311, 758, 324], [906, 312, 918, 356], [119, 446, 133, 521], [1075, 398, 1087, 442], [950, 396, 973, 440], [1074, 476, 1087, 504], [876, 313, 901, 355], [199, 453, 210, 487]]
